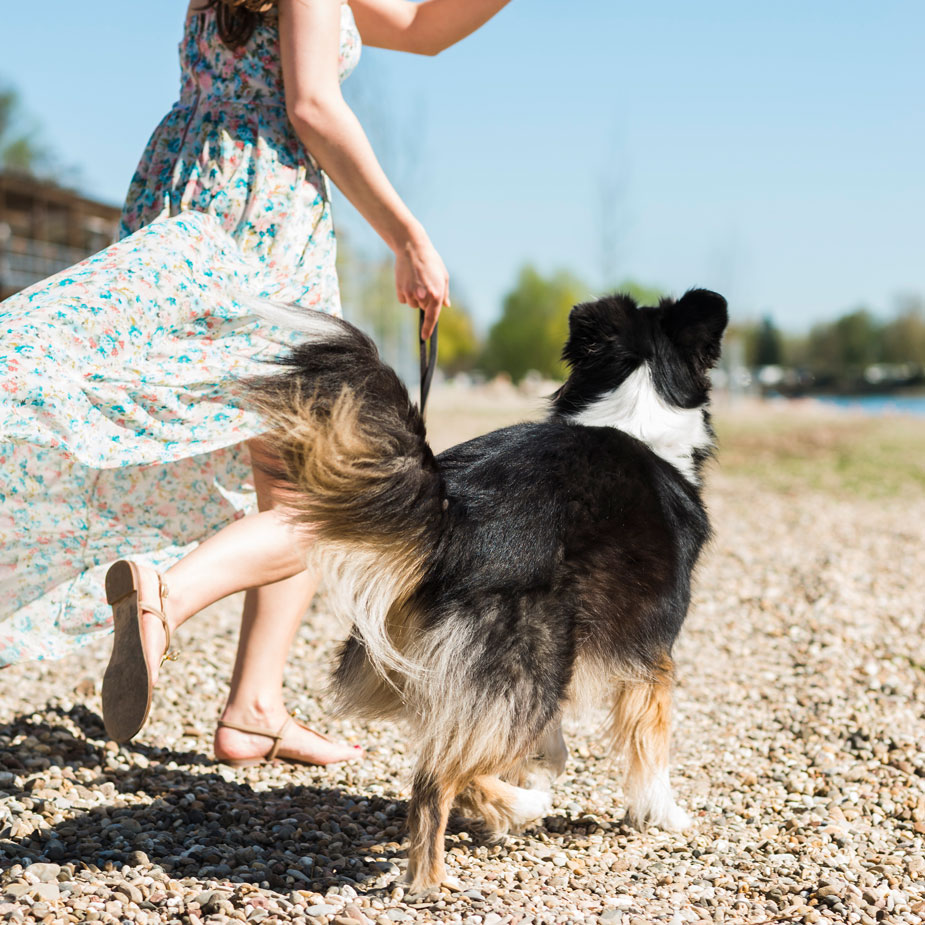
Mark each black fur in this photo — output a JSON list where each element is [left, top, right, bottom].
[[250, 288, 728, 888]]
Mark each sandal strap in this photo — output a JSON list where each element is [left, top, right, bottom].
[[266, 715, 292, 760], [137, 603, 170, 649], [216, 715, 294, 761], [139, 574, 174, 663]]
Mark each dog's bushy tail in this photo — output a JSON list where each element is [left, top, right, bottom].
[[245, 303, 444, 676]]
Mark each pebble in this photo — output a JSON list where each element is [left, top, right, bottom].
[[32, 883, 59, 902], [1, 406, 924, 924], [3, 884, 31, 900], [23, 863, 60, 883]]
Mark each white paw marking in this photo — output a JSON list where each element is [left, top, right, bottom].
[[626, 771, 691, 831], [647, 802, 692, 832], [509, 786, 553, 831], [403, 873, 462, 900]]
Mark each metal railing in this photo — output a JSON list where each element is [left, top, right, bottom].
[[0, 226, 95, 297]]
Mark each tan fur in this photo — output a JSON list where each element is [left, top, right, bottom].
[[406, 767, 550, 892], [607, 655, 673, 770], [254, 386, 429, 678], [606, 655, 689, 830], [566, 652, 649, 718], [455, 776, 529, 835], [406, 774, 457, 892]]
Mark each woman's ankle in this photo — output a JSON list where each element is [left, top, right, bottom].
[[158, 568, 192, 635], [220, 694, 288, 725]]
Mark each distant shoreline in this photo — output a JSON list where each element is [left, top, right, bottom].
[[802, 393, 925, 417]]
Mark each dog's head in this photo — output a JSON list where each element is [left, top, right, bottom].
[[553, 288, 728, 480]]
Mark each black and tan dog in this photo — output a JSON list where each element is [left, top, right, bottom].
[[249, 288, 727, 891]]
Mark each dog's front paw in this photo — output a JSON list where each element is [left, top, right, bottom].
[[625, 772, 692, 832], [626, 799, 691, 832], [508, 786, 553, 833], [403, 873, 462, 899]]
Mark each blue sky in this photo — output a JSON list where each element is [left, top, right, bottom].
[[4, 0, 923, 330]]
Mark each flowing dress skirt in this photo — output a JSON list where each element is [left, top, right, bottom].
[[0, 211, 313, 665]]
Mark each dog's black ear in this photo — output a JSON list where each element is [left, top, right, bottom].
[[660, 288, 728, 371], [563, 294, 637, 366]]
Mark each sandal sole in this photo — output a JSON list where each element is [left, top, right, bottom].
[[101, 561, 154, 743]]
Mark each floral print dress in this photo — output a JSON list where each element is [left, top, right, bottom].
[[0, 4, 360, 666], [121, 2, 361, 309]]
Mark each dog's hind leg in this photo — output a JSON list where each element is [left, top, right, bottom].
[[455, 774, 553, 837], [509, 721, 568, 791], [405, 769, 458, 893], [607, 655, 691, 831], [406, 746, 553, 889]]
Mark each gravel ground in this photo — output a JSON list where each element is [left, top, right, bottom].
[[1, 399, 924, 924]]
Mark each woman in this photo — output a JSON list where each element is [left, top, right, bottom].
[[0, 0, 510, 765]]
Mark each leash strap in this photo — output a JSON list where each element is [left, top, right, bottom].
[[419, 314, 439, 415]]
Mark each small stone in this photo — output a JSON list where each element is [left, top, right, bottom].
[[342, 904, 371, 924], [33, 882, 60, 902], [24, 862, 61, 883], [815, 885, 842, 899], [3, 883, 31, 900], [74, 678, 96, 697], [115, 882, 144, 904], [306, 904, 340, 916]]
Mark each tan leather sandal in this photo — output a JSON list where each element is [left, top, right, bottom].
[[101, 560, 176, 743], [216, 713, 348, 768]]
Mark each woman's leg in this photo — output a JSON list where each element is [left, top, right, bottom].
[[131, 439, 361, 764], [134, 506, 308, 679], [212, 573, 361, 764]]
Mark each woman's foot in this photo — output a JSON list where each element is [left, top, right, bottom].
[[102, 560, 177, 742], [214, 704, 364, 766]]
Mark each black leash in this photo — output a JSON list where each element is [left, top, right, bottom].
[[418, 314, 439, 415]]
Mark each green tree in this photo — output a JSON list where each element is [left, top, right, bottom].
[[780, 331, 810, 368], [481, 266, 589, 382], [435, 301, 480, 376], [808, 308, 881, 374], [752, 315, 783, 366], [881, 296, 925, 365]]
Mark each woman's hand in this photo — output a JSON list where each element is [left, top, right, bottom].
[[393, 227, 449, 340]]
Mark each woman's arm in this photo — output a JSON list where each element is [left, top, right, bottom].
[[279, 0, 448, 335], [349, 0, 511, 56]]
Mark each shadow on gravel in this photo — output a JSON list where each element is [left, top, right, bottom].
[[0, 704, 215, 771], [0, 707, 594, 897], [0, 707, 408, 894]]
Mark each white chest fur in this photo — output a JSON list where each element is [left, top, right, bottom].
[[568, 364, 711, 483]]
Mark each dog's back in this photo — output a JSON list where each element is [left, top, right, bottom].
[[430, 418, 710, 665]]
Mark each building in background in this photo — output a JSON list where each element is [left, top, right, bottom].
[[0, 170, 120, 300]]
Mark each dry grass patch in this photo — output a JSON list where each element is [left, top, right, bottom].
[[714, 403, 925, 498]]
